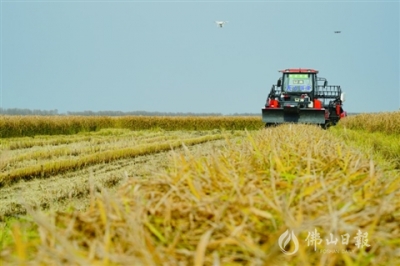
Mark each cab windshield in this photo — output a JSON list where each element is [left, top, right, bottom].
[[283, 73, 313, 93]]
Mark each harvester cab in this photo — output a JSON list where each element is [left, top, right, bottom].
[[262, 68, 346, 128]]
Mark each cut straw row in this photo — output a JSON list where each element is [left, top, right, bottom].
[[0, 134, 224, 188]]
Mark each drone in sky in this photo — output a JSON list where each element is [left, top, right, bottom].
[[215, 21, 228, 28], [334, 31, 341, 34]]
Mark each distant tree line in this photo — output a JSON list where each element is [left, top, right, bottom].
[[66, 110, 225, 116], [0, 108, 260, 116], [0, 108, 59, 116]]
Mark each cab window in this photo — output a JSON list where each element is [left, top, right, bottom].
[[283, 73, 313, 93]]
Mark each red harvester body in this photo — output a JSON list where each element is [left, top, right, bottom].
[[262, 68, 347, 128]]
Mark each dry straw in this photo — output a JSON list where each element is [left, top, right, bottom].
[[0, 134, 224, 188], [1, 124, 399, 265]]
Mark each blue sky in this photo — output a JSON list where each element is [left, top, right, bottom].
[[1, 0, 399, 114]]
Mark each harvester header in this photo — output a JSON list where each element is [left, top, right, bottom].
[[262, 68, 346, 128]]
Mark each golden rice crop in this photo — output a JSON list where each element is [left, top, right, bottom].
[[1, 112, 400, 139], [331, 127, 400, 170], [0, 115, 115, 138], [338, 111, 400, 134], [1, 125, 399, 265], [0, 116, 263, 138], [114, 116, 263, 131]]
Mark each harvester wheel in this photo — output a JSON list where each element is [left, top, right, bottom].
[[321, 121, 332, 130], [265, 123, 277, 128]]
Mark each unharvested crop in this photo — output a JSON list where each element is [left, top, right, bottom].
[[331, 127, 400, 170], [338, 111, 400, 135], [0, 116, 263, 138]]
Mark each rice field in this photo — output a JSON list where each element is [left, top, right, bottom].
[[338, 111, 400, 135], [0, 116, 263, 138], [0, 113, 399, 265]]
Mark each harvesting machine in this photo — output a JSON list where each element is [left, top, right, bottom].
[[262, 68, 347, 128]]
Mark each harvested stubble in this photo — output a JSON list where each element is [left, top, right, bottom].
[[4, 133, 180, 166], [2, 129, 166, 150], [0, 134, 224, 188], [1, 125, 400, 265]]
